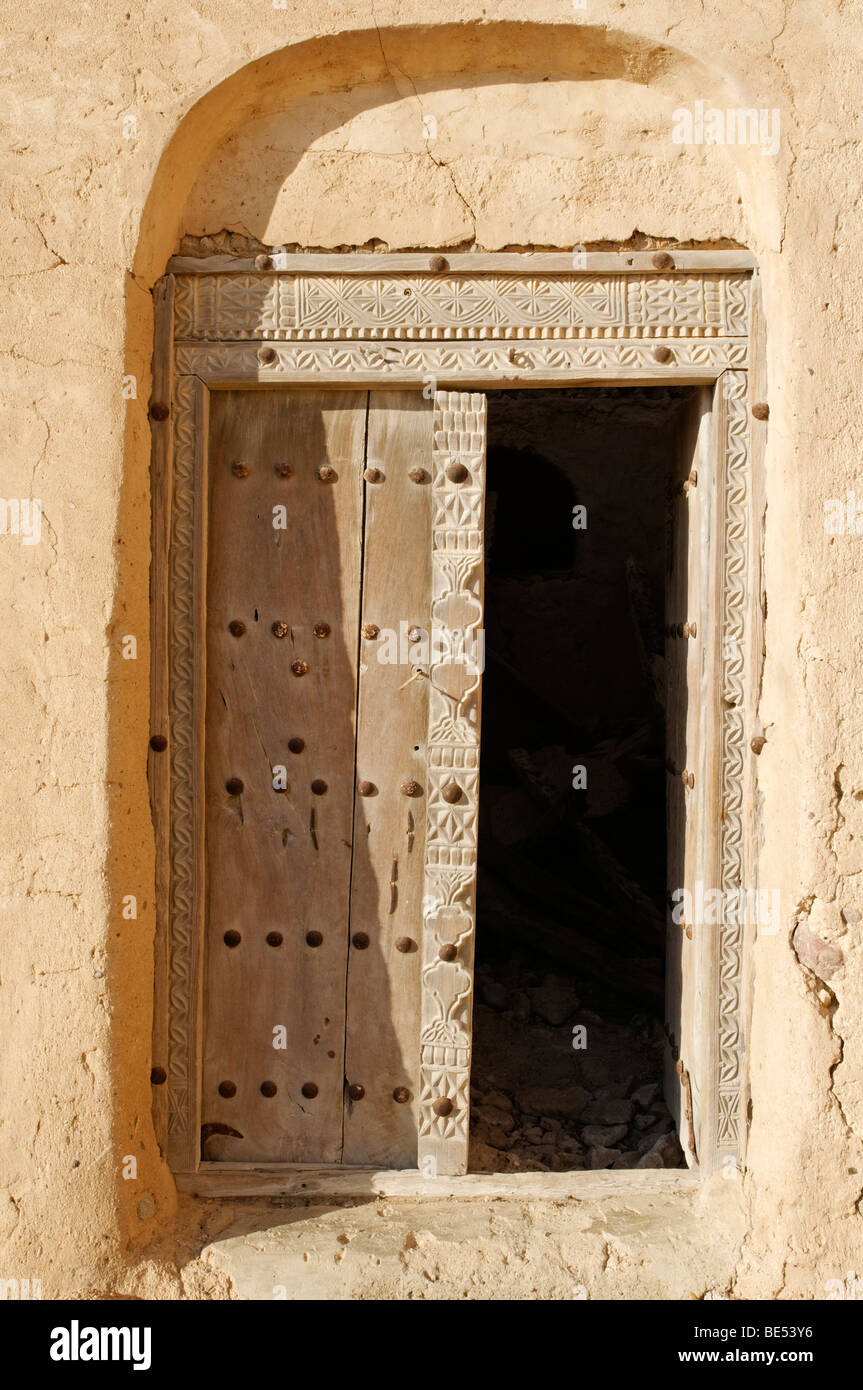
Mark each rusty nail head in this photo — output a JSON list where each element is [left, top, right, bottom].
[[653, 345, 673, 364], [408, 467, 427, 484], [257, 345, 277, 365], [228, 619, 246, 637], [223, 930, 241, 948], [689, 621, 697, 638], [218, 1081, 237, 1098], [407, 626, 423, 643], [149, 734, 167, 752], [357, 780, 376, 797], [317, 465, 337, 482], [362, 623, 380, 640], [750, 735, 766, 755], [752, 402, 770, 421], [432, 1097, 453, 1117], [274, 461, 294, 478], [266, 931, 283, 947], [306, 930, 323, 947], [395, 936, 416, 954], [311, 779, 328, 795], [260, 1080, 277, 1097], [150, 1067, 167, 1086], [400, 779, 422, 797], [149, 402, 170, 421], [393, 1086, 411, 1104], [429, 255, 449, 272], [288, 737, 305, 754], [348, 1083, 365, 1102], [301, 1082, 318, 1099], [364, 467, 383, 484], [272, 620, 289, 638], [442, 781, 463, 804], [226, 777, 244, 796], [439, 943, 458, 962], [352, 932, 370, 950], [685, 923, 693, 940], [652, 251, 675, 270], [291, 659, 309, 676], [446, 462, 470, 484], [254, 253, 272, 271], [231, 461, 250, 478], [313, 622, 331, 639]]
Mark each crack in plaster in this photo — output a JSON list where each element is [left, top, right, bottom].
[[368, 1, 477, 242]]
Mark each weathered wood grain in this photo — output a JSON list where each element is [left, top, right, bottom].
[[342, 392, 433, 1165], [202, 389, 366, 1162], [167, 251, 757, 276]]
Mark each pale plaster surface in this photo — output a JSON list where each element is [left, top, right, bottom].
[[0, 0, 861, 1299]]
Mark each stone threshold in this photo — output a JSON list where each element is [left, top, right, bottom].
[[176, 1165, 700, 1200]]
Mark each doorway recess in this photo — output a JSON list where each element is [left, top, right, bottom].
[[149, 251, 761, 1196]]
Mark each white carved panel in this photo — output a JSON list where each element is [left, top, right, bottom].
[[417, 392, 486, 1178], [173, 271, 750, 342]]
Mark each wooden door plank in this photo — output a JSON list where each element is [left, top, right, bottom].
[[664, 388, 713, 1166], [342, 392, 434, 1165], [202, 388, 366, 1163], [682, 389, 714, 1165], [664, 405, 689, 1138]]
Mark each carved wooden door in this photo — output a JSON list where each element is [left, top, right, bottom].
[[200, 387, 486, 1172], [664, 387, 714, 1166]]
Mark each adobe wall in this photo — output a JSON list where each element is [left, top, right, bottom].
[[1, 1, 860, 1298]]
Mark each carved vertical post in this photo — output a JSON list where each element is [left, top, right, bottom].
[[715, 368, 749, 1160], [418, 391, 487, 1178]]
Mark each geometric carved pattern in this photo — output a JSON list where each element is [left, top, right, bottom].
[[175, 339, 747, 382], [417, 392, 486, 1177], [716, 369, 749, 1149], [166, 373, 198, 1151], [173, 271, 750, 342], [162, 258, 753, 1175]]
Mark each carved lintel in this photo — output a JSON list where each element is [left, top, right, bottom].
[[174, 338, 747, 383], [172, 270, 751, 343]]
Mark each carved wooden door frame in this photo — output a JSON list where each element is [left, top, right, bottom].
[[148, 250, 762, 1194]]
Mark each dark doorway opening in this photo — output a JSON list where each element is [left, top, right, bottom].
[[471, 387, 696, 1174]]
